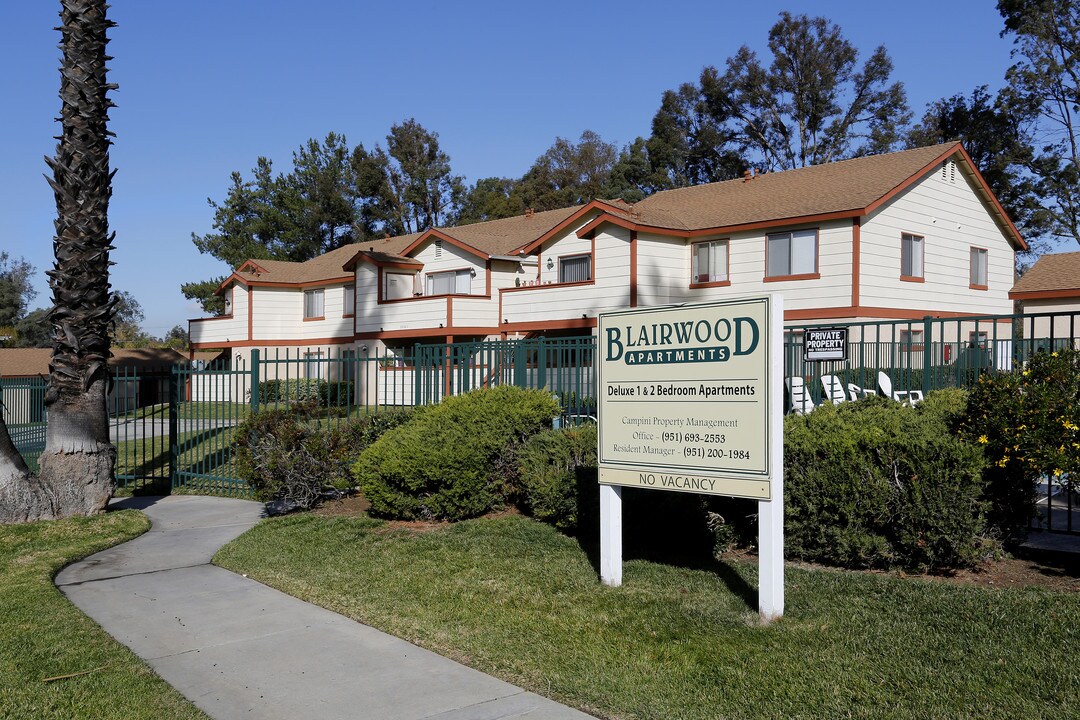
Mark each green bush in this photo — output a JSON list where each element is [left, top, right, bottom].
[[514, 424, 598, 530], [353, 386, 560, 521], [255, 379, 355, 407], [235, 404, 413, 508], [785, 389, 988, 571], [961, 348, 1080, 542]]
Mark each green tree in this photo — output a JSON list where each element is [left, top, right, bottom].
[[1, 0, 118, 522], [511, 130, 618, 211], [352, 119, 465, 235], [162, 324, 188, 351], [110, 290, 154, 348], [455, 177, 524, 224], [0, 253, 36, 329], [183, 133, 358, 313], [12, 308, 51, 348], [708, 12, 910, 170], [998, 0, 1080, 245], [908, 86, 1050, 249]]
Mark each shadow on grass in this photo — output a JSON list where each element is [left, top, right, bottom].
[[572, 472, 758, 610]]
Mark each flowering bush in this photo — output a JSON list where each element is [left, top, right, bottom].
[[961, 348, 1080, 541]]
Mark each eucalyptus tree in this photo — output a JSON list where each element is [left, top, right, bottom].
[[1, 0, 117, 522]]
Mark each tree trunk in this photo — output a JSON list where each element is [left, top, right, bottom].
[[0, 0, 117, 523]]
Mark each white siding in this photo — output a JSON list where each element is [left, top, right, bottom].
[[189, 283, 249, 345], [860, 167, 1015, 314], [251, 285, 353, 341], [413, 239, 487, 295], [1022, 297, 1080, 339]]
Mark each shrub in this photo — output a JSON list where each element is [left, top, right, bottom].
[[235, 404, 413, 509], [255, 379, 355, 407], [785, 390, 988, 571], [353, 386, 560, 521], [961, 348, 1080, 542], [515, 424, 598, 530]]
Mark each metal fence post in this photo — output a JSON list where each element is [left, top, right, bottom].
[[922, 315, 933, 398], [168, 366, 179, 490], [249, 349, 261, 412]]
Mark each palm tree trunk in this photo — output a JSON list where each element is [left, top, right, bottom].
[[0, 0, 116, 523]]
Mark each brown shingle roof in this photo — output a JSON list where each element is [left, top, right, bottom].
[[0, 347, 188, 378], [629, 143, 960, 231], [1010, 252, 1080, 297], [433, 205, 584, 256]]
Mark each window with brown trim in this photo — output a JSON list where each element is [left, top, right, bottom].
[[766, 229, 817, 277], [426, 269, 471, 295], [900, 329, 924, 352], [559, 254, 592, 283], [343, 284, 355, 316], [901, 233, 924, 280], [970, 247, 988, 288], [383, 272, 418, 300], [303, 288, 324, 319], [692, 240, 729, 284]]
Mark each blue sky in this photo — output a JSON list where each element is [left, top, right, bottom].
[[2, 1, 1018, 337]]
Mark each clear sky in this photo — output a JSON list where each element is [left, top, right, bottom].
[[2, 1, 1018, 337]]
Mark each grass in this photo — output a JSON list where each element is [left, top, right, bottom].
[[0, 511, 207, 719], [217, 513, 1080, 720], [113, 427, 249, 497]]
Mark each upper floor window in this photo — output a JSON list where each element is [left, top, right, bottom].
[[692, 240, 729, 284], [222, 286, 233, 316], [384, 272, 419, 301], [766, 229, 817, 277], [559, 254, 592, 284], [901, 233, 924, 280], [900, 329, 924, 351], [970, 247, 988, 288], [343, 284, 355, 316], [304, 288, 324, 319], [426, 269, 471, 296]]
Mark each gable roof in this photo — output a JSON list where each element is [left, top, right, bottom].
[[567, 143, 1025, 251], [1010, 251, 1080, 299]]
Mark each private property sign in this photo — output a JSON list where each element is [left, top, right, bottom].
[[803, 327, 848, 362], [597, 296, 775, 499], [596, 295, 784, 620]]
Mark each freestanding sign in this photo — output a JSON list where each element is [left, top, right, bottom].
[[597, 295, 784, 620]]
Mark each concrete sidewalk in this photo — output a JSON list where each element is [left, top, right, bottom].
[[56, 495, 593, 720]]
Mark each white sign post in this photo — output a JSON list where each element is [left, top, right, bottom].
[[597, 295, 784, 621]]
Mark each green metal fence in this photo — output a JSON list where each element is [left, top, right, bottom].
[[1, 377, 47, 472]]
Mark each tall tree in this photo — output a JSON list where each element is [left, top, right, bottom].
[[455, 177, 524, 225], [511, 130, 618, 211], [110, 290, 153, 348], [998, 0, 1080, 245], [1, 0, 117, 522], [706, 12, 910, 171], [908, 86, 1050, 249], [0, 253, 37, 329], [352, 119, 465, 235], [183, 134, 358, 313]]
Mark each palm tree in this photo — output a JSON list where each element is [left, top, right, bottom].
[[0, 0, 116, 522]]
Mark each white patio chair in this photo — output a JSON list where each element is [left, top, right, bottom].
[[847, 383, 877, 401], [786, 376, 815, 414], [820, 375, 848, 405], [877, 371, 924, 406]]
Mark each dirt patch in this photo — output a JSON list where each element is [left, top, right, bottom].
[[311, 494, 370, 517]]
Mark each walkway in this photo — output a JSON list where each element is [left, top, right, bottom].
[[56, 495, 593, 720]]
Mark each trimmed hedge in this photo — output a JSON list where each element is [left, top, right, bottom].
[[256, 379, 354, 407], [235, 404, 413, 508], [515, 424, 598, 530], [785, 389, 988, 571], [353, 386, 560, 521]]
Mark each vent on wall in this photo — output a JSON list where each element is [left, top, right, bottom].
[[434, 239, 443, 258], [941, 160, 956, 184]]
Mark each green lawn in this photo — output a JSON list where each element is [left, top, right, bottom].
[[113, 427, 247, 497], [0, 511, 207, 719], [217, 514, 1079, 720]]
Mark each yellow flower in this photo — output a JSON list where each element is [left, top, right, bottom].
[[1063, 420, 1078, 431], [997, 458, 1008, 468], [978, 435, 988, 444], [1052, 351, 1059, 357], [1054, 468, 1064, 476]]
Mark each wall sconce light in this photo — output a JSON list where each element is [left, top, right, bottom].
[[546, 257, 555, 270], [360, 345, 368, 353], [581, 314, 587, 319], [470, 268, 477, 276]]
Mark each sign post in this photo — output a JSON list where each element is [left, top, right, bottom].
[[597, 295, 784, 620]]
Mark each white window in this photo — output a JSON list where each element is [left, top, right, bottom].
[[223, 286, 233, 316], [559, 255, 592, 283], [343, 284, 355, 316], [970, 248, 988, 287], [426, 269, 471, 296], [692, 240, 729, 284], [303, 289, 324, 319], [304, 351, 325, 379], [901, 233, 924, 279], [900, 329, 924, 349], [766, 229, 817, 277], [383, 272, 418, 300]]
